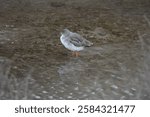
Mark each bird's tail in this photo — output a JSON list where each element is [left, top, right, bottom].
[[84, 40, 93, 47]]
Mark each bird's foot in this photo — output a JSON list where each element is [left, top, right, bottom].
[[72, 51, 79, 57]]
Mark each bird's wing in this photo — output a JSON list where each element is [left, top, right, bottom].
[[69, 33, 93, 47]]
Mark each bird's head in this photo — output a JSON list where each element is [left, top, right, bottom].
[[60, 29, 70, 36]]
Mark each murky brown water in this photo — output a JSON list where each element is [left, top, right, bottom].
[[0, 0, 150, 99]]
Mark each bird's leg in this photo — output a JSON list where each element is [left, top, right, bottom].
[[72, 51, 79, 57], [72, 51, 75, 56], [75, 51, 79, 57]]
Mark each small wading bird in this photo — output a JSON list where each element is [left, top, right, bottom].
[[60, 29, 93, 57]]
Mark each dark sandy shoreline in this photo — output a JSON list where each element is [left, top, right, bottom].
[[0, 0, 150, 99]]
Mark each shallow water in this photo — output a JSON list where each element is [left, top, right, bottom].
[[0, 0, 150, 99]]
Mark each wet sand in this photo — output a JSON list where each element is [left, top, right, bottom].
[[0, 0, 150, 99]]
